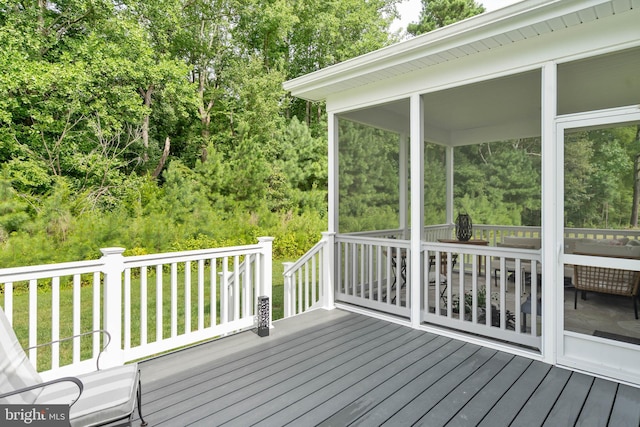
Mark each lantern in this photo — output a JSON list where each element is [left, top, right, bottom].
[[455, 213, 473, 241]]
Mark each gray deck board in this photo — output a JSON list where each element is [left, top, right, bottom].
[[349, 343, 484, 426], [382, 347, 497, 426], [445, 356, 532, 426], [318, 337, 465, 426], [133, 309, 640, 427], [246, 331, 440, 426], [575, 378, 617, 427], [167, 319, 402, 425], [210, 324, 416, 425], [421, 351, 515, 426], [543, 372, 593, 427], [477, 360, 551, 426], [511, 366, 572, 426], [609, 383, 640, 427]]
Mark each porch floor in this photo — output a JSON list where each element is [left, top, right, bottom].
[[133, 309, 640, 426]]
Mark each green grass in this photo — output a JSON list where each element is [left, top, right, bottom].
[[3, 259, 291, 372]]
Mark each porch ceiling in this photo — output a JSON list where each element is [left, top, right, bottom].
[[341, 70, 542, 146], [339, 45, 640, 146]]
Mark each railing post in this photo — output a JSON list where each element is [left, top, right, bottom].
[[322, 231, 336, 310], [283, 262, 294, 318], [258, 237, 274, 328], [100, 247, 125, 368]]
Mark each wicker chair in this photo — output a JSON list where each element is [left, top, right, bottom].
[[573, 258, 640, 319]]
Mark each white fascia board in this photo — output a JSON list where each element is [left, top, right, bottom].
[[325, 8, 640, 116], [283, 0, 621, 102]]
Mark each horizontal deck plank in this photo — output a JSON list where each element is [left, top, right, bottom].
[[446, 356, 532, 426], [134, 309, 640, 427]]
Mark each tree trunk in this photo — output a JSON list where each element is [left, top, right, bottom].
[[139, 85, 154, 163], [197, 71, 212, 163], [152, 136, 171, 178], [38, 0, 46, 35]]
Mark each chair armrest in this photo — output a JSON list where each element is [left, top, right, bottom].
[[0, 377, 84, 407], [27, 330, 111, 371]]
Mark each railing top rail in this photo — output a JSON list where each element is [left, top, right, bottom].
[[424, 223, 453, 229], [564, 227, 640, 238], [345, 228, 403, 237], [337, 234, 410, 248], [0, 260, 105, 283], [422, 241, 542, 261], [342, 225, 640, 239], [123, 244, 264, 268], [283, 239, 327, 274], [474, 224, 541, 231]]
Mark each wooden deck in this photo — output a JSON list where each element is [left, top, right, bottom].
[[133, 309, 640, 426]]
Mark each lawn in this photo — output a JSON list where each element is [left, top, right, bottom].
[[3, 259, 291, 372]]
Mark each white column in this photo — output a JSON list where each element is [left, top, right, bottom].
[[445, 146, 455, 228], [322, 231, 336, 310], [327, 113, 339, 313], [410, 94, 425, 327], [101, 247, 125, 367], [399, 133, 409, 239], [541, 61, 558, 364], [328, 112, 339, 234]]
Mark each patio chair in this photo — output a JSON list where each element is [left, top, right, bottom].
[[573, 259, 640, 320], [0, 306, 147, 427]]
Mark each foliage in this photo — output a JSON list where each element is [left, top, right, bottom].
[[564, 127, 637, 228], [0, 0, 401, 266], [454, 139, 541, 226], [448, 287, 515, 330], [408, 0, 485, 35], [338, 120, 400, 232], [1, 0, 637, 271]]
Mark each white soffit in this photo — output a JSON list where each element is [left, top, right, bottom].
[[283, 0, 638, 102]]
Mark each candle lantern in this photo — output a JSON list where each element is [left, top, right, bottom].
[[455, 213, 473, 241]]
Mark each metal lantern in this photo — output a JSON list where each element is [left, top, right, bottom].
[[455, 213, 473, 241], [257, 296, 270, 337]]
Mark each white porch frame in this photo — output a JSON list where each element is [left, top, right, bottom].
[[285, 0, 640, 385]]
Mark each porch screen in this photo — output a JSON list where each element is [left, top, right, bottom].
[[338, 119, 399, 233]]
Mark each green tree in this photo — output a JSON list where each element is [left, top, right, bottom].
[[338, 121, 400, 232], [285, 0, 400, 130], [0, 0, 189, 203], [407, 0, 484, 36], [0, 173, 30, 237], [454, 139, 541, 226]]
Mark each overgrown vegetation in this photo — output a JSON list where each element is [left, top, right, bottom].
[[0, 0, 404, 265]]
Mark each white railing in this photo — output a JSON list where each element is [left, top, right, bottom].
[[473, 224, 640, 244], [564, 227, 640, 240], [353, 224, 640, 244], [422, 241, 542, 349], [283, 232, 332, 317], [335, 234, 411, 318], [0, 237, 273, 379], [282, 224, 640, 349], [333, 233, 542, 348], [424, 224, 454, 242]]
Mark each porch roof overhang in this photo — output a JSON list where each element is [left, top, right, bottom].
[[284, 0, 640, 146], [283, 0, 635, 103]]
